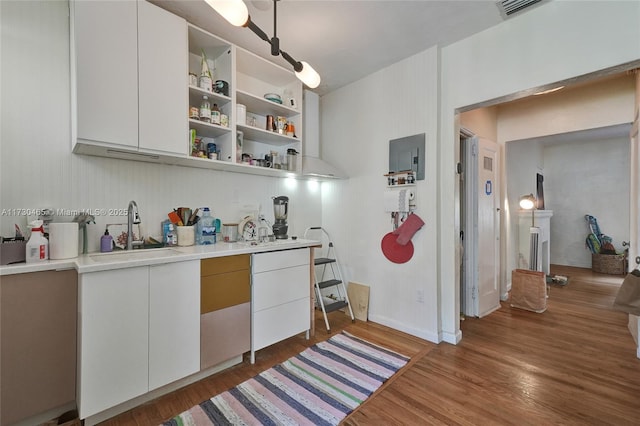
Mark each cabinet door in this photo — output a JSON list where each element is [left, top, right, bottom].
[[149, 261, 200, 391], [0, 270, 77, 426], [138, 0, 188, 154], [73, 0, 138, 148], [78, 267, 149, 419], [201, 302, 250, 370]]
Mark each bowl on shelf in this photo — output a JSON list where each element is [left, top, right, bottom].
[[264, 93, 282, 104]]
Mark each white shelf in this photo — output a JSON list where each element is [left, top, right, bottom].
[[238, 124, 299, 146], [189, 85, 231, 106], [187, 24, 231, 61], [189, 119, 231, 138], [73, 140, 300, 178], [387, 184, 416, 188], [236, 90, 299, 118]]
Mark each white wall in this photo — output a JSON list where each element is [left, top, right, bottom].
[[441, 0, 640, 342], [321, 48, 440, 342], [545, 137, 630, 267], [0, 1, 322, 251]]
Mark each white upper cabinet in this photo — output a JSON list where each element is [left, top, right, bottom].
[[138, 0, 188, 154], [74, 0, 138, 148], [72, 1, 305, 177], [73, 0, 188, 155]]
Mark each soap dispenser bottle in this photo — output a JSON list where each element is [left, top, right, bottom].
[[26, 220, 49, 263], [100, 228, 113, 252]]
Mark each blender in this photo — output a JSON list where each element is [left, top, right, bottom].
[[272, 196, 289, 239]]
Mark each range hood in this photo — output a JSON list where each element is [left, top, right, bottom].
[[302, 156, 345, 179], [302, 91, 346, 179]]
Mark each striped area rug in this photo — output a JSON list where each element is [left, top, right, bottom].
[[162, 331, 410, 426]]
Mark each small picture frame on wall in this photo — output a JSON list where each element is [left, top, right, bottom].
[[536, 173, 545, 209]]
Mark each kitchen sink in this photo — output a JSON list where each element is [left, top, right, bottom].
[[89, 247, 181, 263]]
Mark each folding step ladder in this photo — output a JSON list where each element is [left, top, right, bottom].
[[304, 227, 355, 332]]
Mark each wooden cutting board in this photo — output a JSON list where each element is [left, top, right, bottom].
[[346, 281, 370, 321]]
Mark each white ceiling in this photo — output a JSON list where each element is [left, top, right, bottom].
[[151, 0, 509, 95]]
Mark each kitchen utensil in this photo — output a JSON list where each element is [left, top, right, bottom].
[[266, 115, 275, 132], [222, 223, 238, 242], [272, 196, 289, 239], [381, 232, 414, 263], [168, 211, 183, 226], [286, 149, 298, 172], [286, 122, 295, 137], [187, 208, 199, 226], [264, 93, 282, 104]]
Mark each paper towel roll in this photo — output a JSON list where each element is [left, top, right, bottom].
[[49, 223, 79, 259], [384, 189, 411, 212]]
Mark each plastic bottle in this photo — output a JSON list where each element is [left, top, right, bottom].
[[162, 219, 177, 246], [100, 228, 113, 252], [211, 103, 221, 125], [197, 207, 216, 245], [26, 220, 49, 263], [200, 96, 211, 123]]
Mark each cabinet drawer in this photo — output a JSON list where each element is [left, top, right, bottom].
[[252, 248, 309, 273], [201, 254, 250, 276], [201, 270, 250, 314], [252, 265, 309, 312], [252, 298, 309, 351], [201, 303, 250, 370]]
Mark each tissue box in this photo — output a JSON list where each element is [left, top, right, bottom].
[[0, 238, 26, 265]]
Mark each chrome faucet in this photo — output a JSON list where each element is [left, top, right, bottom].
[[127, 200, 143, 250]]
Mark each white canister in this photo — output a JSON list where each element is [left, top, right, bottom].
[[48, 223, 79, 259], [236, 104, 246, 126]]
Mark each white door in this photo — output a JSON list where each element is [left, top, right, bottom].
[[477, 138, 501, 317], [477, 139, 500, 317], [462, 136, 501, 317]]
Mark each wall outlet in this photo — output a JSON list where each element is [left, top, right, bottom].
[[416, 289, 425, 303]]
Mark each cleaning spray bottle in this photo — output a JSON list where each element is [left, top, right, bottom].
[[26, 220, 49, 263]]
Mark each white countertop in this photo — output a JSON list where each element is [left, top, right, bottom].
[[0, 238, 320, 276]]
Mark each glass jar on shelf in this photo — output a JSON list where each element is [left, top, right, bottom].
[[199, 96, 211, 123]]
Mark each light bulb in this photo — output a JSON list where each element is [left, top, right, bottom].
[[204, 0, 249, 27], [295, 61, 321, 89], [519, 195, 535, 210]]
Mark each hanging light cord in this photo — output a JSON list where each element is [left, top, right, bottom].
[[245, 0, 303, 72], [208, 0, 320, 87]]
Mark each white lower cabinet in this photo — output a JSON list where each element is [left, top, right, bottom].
[[148, 262, 200, 391], [78, 260, 199, 419], [251, 248, 310, 363]]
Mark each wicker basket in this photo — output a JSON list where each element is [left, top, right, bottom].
[[592, 253, 627, 275]]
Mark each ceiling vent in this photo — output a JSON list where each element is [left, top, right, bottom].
[[496, 0, 545, 18]]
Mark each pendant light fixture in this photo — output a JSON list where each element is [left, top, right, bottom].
[[205, 0, 321, 88]]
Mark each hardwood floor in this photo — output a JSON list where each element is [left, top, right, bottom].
[[102, 265, 640, 425]]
